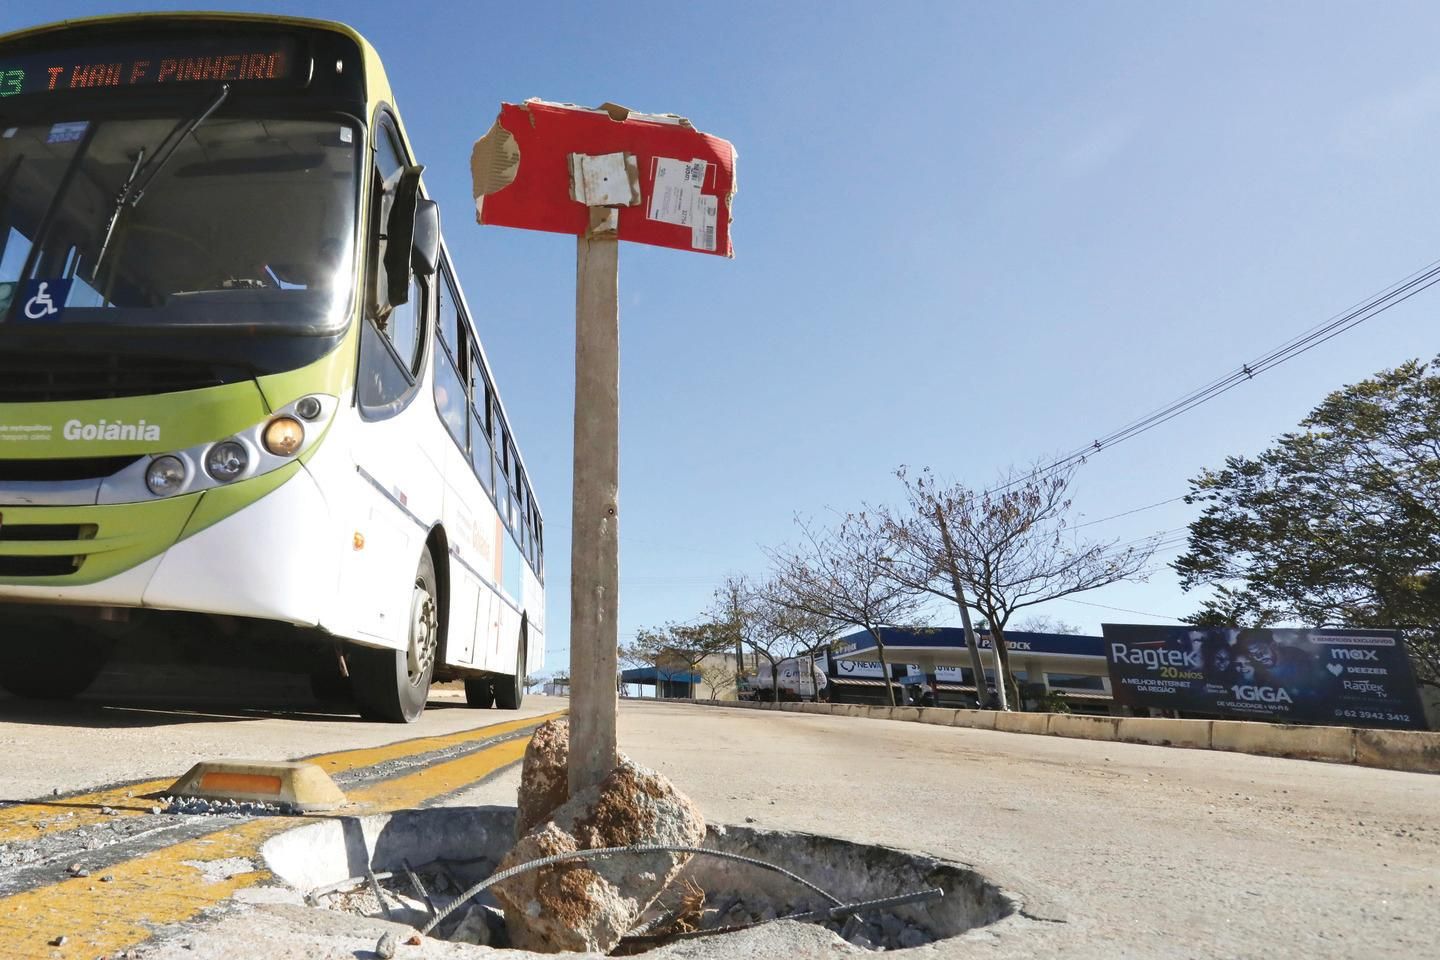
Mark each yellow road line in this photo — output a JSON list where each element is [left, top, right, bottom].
[[308, 711, 562, 778], [0, 709, 565, 845], [0, 779, 172, 844], [0, 729, 544, 959], [346, 736, 530, 809]]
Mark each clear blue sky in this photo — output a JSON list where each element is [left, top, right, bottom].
[[8, 2, 1439, 672]]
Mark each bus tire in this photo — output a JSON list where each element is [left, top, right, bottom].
[[494, 623, 526, 710], [350, 549, 439, 723], [0, 627, 111, 701], [463, 678, 495, 708]]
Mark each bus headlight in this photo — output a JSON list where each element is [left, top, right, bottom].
[[262, 417, 304, 457], [294, 396, 323, 421], [145, 456, 187, 495], [204, 441, 249, 482]]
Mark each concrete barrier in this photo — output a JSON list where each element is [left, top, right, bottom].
[[1353, 728, 1440, 773], [993, 712, 1050, 736], [918, 707, 958, 726], [951, 710, 998, 730], [1210, 720, 1355, 764], [1117, 716, 1213, 750], [1049, 714, 1120, 742], [666, 699, 1437, 773]]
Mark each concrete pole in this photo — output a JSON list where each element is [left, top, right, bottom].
[[933, 504, 1006, 710], [569, 221, 620, 798]]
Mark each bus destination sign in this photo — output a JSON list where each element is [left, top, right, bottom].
[[0, 37, 300, 97]]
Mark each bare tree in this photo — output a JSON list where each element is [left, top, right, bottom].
[[523, 675, 541, 694], [742, 581, 823, 703], [699, 662, 736, 700], [710, 577, 751, 696], [766, 513, 924, 706], [883, 465, 1156, 708], [1013, 615, 1083, 634]]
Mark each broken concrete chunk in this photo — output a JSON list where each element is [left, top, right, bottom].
[[515, 717, 570, 839], [448, 903, 506, 946], [493, 757, 706, 954]]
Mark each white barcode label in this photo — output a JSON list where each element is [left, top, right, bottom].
[[650, 156, 719, 251], [692, 193, 719, 251], [649, 157, 704, 226]]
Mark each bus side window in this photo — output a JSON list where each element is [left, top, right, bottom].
[[360, 274, 426, 411], [437, 264, 462, 355], [494, 427, 511, 525], [432, 330, 467, 451], [358, 119, 426, 415], [509, 446, 522, 530], [525, 502, 537, 567], [468, 334, 495, 494]]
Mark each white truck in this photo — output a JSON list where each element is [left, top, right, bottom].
[[740, 657, 829, 700]]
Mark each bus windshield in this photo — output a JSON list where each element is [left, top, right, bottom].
[[0, 112, 358, 333]]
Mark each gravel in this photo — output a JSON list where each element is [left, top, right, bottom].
[[159, 796, 296, 817]]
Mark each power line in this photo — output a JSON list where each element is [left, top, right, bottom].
[[1056, 596, 1186, 621], [1073, 495, 1188, 529], [988, 256, 1440, 495]]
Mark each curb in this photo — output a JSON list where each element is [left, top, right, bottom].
[[669, 698, 1439, 775]]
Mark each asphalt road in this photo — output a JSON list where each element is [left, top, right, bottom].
[[454, 700, 1440, 959], [2, 689, 1436, 958], [0, 676, 559, 799]]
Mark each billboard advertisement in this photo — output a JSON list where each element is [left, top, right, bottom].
[[1102, 624, 1427, 730]]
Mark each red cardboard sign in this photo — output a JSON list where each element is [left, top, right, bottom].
[[471, 100, 737, 257]]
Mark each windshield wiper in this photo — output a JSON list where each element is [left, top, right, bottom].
[[91, 83, 230, 281]]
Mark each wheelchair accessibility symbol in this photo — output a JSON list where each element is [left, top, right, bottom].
[[16, 278, 71, 324]]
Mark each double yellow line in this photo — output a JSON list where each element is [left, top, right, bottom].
[[0, 709, 565, 959]]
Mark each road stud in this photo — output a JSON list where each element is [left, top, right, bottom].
[[169, 760, 347, 812]]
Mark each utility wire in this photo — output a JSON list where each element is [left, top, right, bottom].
[[987, 256, 1440, 495], [1056, 596, 1187, 621], [1072, 495, 1188, 529]]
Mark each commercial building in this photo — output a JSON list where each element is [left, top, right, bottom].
[[826, 627, 1113, 712], [620, 649, 753, 700]]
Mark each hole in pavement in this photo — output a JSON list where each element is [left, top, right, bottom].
[[261, 806, 1019, 953]]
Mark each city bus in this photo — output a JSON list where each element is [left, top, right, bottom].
[[0, 13, 544, 721]]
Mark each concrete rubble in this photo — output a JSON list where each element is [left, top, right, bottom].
[[493, 718, 707, 954], [516, 717, 573, 838]]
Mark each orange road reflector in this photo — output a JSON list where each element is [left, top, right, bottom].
[[198, 772, 284, 795], [169, 760, 346, 812]]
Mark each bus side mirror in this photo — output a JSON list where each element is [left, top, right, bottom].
[[412, 199, 440, 277], [381, 164, 425, 308]]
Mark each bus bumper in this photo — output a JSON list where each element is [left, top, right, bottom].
[[143, 465, 331, 625], [0, 465, 332, 627]]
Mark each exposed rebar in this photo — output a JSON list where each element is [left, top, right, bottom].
[[420, 843, 844, 937], [621, 886, 946, 945]]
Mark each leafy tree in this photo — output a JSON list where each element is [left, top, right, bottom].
[[1174, 356, 1440, 688], [630, 621, 732, 698]]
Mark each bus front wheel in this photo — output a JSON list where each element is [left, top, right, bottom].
[[349, 550, 438, 723], [0, 624, 112, 701]]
